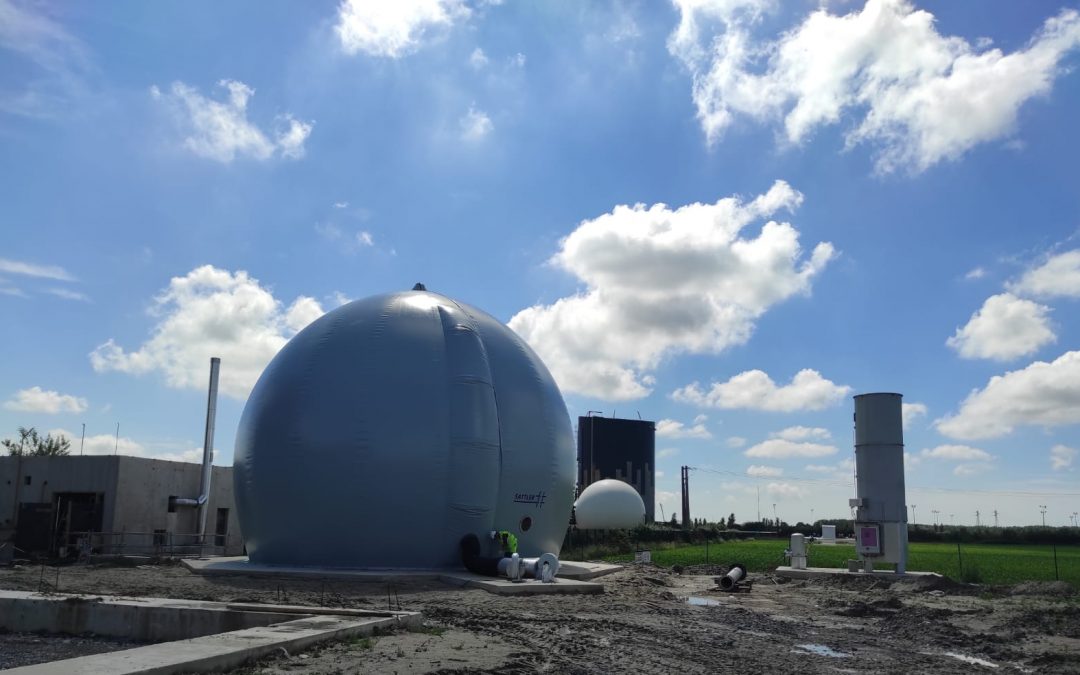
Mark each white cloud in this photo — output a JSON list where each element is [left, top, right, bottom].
[[657, 447, 679, 459], [153, 79, 312, 162], [656, 417, 712, 439], [4, 386, 87, 414], [89, 265, 325, 400], [1009, 249, 1080, 299], [920, 444, 992, 462], [772, 425, 830, 441], [333, 201, 349, 209], [0, 257, 75, 281], [46, 288, 89, 302], [336, 0, 469, 58], [744, 438, 837, 459], [674, 368, 849, 411], [726, 436, 747, 448], [469, 46, 488, 68], [804, 464, 832, 473], [903, 452, 921, 469], [901, 402, 927, 429], [965, 267, 987, 280], [510, 181, 833, 400], [765, 481, 805, 498], [669, 0, 1080, 173], [747, 464, 782, 477], [0, 0, 93, 118], [947, 293, 1055, 361], [936, 351, 1080, 440], [356, 231, 374, 247], [953, 463, 992, 477], [460, 105, 493, 141], [1050, 444, 1076, 471], [47, 428, 204, 463]]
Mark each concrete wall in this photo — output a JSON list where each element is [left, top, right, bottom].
[[0, 456, 243, 557], [0, 456, 120, 546], [113, 458, 242, 554]]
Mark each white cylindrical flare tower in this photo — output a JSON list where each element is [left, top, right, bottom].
[[851, 393, 908, 574]]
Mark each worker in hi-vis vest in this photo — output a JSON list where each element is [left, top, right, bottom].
[[490, 530, 518, 557]]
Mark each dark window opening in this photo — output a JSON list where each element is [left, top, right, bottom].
[[24, 476, 31, 486], [214, 508, 229, 547], [520, 516, 532, 532]]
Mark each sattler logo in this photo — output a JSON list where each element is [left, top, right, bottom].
[[513, 491, 547, 509]]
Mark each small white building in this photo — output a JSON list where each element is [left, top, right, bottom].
[[0, 455, 241, 560]]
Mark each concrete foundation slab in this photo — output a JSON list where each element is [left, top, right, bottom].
[[438, 572, 603, 595], [775, 566, 943, 581], [4, 613, 415, 675], [183, 557, 619, 586], [553, 561, 622, 580]]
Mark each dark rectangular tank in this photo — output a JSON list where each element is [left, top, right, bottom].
[[577, 416, 655, 523]]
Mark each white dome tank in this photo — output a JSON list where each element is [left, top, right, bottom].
[[233, 288, 576, 568], [573, 479, 646, 529]]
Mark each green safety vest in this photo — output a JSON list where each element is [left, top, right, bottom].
[[498, 530, 518, 554]]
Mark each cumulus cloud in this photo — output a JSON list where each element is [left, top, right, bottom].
[[1009, 249, 1080, 299], [469, 46, 489, 68], [965, 267, 987, 280], [1050, 444, 1076, 471], [765, 481, 805, 498], [953, 463, 992, 477], [674, 367, 849, 412], [47, 428, 204, 463], [657, 447, 679, 459], [4, 386, 87, 414], [152, 80, 312, 162], [460, 105, 493, 140], [336, 0, 469, 58], [90, 265, 325, 400], [936, 350, 1080, 440], [947, 293, 1055, 361], [656, 417, 712, 439], [510, 181, 833, 400], [747, 464, 782, 477], [920, 444, 992, 462], [901, 402, 927, 429], [726, 436, 747, 448], [744, 438, 837, 459], [772, 425, 830, 441], [668, 0, 1080, 173]]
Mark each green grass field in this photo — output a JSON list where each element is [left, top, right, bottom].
[[600, 539, 1080, 586]]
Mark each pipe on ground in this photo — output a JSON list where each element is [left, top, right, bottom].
[[459, 534, 560, 581], [719, 563, 747, 590]]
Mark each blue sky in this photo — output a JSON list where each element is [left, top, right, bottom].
[[2, 0, 1079, 526]]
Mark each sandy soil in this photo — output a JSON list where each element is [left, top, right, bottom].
[[0, 561, 1077, 674]]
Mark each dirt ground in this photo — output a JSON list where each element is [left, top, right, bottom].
[[1, 561, 1077, 674]]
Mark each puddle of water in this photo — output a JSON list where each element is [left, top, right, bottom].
[[687, 596, 720, 607], [945, 653, 998, 669], [793, 644, 850, 658]]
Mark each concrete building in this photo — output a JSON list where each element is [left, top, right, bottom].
[[0, 455, 241, 559]]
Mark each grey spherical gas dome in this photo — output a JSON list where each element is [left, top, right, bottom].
[[233, 288, 575, 569]]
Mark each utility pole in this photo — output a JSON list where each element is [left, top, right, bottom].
[[772, 503, 778, 532], [678, 462, 686, 527], [756, 484, 761, 522], [910, 504, 917, 525], [1039, 505, 1047, 527], [993, 510, 999, 527], [932, 509, 940, 525], [950, 513, 955, 525], [975, 510, 980, 527], [80, 423, 85, 456], [114, 423, 119, 455]]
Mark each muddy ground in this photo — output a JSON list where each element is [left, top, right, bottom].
[[0, 561, 1077, 673]]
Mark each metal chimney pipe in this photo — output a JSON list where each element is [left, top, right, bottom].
[[197, 357, 220, 543]]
